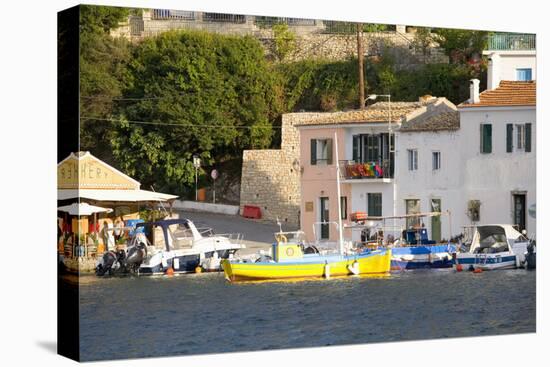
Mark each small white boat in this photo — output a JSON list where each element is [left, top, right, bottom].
[[455, 224, 531, 270]]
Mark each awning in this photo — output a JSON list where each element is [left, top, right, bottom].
[[58, 189, 178, 202], [57, 202, 113, 216]]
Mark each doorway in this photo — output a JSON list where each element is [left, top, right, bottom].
[[431, 199, 441, 242], [513, 193, 526, 231], [320, 197, 330, 239]]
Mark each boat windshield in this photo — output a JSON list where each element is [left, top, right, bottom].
[[474, 226, 509, 253], [167, 223, 195, 250]]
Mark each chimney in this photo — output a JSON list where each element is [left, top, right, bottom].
[[487, 53, 500, 90], [469, 79, 480, 104]]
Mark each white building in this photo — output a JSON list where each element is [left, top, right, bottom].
[[395, 104, 461, 241], [484, 33, 536, 89], [457, 79, 536, 235]]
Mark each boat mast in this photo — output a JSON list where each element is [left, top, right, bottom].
[[334, 131, 344, 255]]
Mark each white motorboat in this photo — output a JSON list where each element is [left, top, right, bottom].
[[455, 224, 531, 270], [96, 218, 245, 275]]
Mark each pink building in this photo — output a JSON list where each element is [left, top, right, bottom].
[[294, 98, 456, 243]]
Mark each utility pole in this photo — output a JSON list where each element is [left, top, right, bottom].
[[357, 23, 365, 110]]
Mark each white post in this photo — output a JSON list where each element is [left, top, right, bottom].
[[195, 167, 198, 201], [334, 131, 344, 255]]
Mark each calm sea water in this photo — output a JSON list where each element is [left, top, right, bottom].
[[75, 269, 536, 361]]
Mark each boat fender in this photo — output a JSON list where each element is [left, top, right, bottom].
[[324, 261, 331, 279], [195, 266, 202, 273], [165, 267, 174, 276], [473, 268, 483, 274], [456, 264, 463, 272], [173, 258, 180, 270], [348, 260, 360, 275]]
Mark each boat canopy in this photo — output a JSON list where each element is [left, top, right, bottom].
[[470, 225, 524, 254]]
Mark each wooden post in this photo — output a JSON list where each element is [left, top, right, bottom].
[[357, 23, 365, 110]]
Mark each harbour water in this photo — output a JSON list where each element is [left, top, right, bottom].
[[76, 269, 535, 361]]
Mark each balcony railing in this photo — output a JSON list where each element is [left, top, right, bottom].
[[340, 160, 394, 180], [487, 33, 536, 51]]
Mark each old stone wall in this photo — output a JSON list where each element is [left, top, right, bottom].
[[112, 11, 448, 65], [240, 116, 301, 226]]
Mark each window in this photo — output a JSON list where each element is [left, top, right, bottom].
[[407, 149, 418, 171], [516, 68, 532, 81], [507, 123, 532, 153], [367, 193, 382, 217], [310, 138, 333, 165], [405, 199, 420, 228], [480, 124, 492, 154], [340, 196, 347, 220], [516, 124, 526, 150], [432, 151, 441, 171]]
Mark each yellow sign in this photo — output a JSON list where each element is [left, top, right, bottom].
[[58, 152, 139, 190], [305, 201, 314, 212]]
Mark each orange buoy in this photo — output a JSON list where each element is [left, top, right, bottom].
[[456, 264, 463, 272], [165, 267, 175, 276], [473, 268, 483, 274], [195, 266, 202, 274]]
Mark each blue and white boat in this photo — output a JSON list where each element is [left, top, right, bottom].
[[455, 224, 531, 270], [346, 211, 457, 271]]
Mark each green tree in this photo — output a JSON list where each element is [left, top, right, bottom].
[[109, 31, 278, 194], [432, 28, 489, 63], [272, 23, 297, 62], [79, 5, 132, 160]]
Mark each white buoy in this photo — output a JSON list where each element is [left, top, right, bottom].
[[348, 260, 360, 275], [324, 262, 331, 279]]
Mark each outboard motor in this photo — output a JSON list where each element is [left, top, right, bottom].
[[96, 250, 120, 276], [96, 249, 127, 276], [524, 239, 536, 270], [125, 242, 147, 273]]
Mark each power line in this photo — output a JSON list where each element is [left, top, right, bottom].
[[80, 93, 189, 101], [80, 116, 282, 129]]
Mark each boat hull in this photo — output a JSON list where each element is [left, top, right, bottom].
[[222, 249, 391, 282], [390, 244, 456, 271], [455, 253, 517, 270]]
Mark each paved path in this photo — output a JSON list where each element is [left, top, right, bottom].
[[175, 210, 299, 255]]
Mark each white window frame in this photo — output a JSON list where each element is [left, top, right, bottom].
[[516, 124, 526, 151], [316, 139, 329, 165], [432, 151, 441, 171], [407, 149, 418, 171]]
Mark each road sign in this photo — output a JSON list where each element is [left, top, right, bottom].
[[193, 156, 201, 169]]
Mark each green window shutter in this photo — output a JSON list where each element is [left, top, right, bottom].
[[506, 124, 513, 153], [486, 124, 492, 153], [525, 123, 532, 152], [480, 124, 483, 153], [485, 124, 493, 153], [352, 135, 360, 162], [310, 139, 317, 165], [327, 138, 333, 165]]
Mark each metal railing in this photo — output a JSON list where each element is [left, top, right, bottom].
[[254, 16, 316, 28], [203, 12, 246, 23], [340, 159, 394, 180], [487, 33, 536, 51], [152, 9, 196, 20]]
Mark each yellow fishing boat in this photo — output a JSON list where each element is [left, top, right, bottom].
[[222, 233, 391, 282]]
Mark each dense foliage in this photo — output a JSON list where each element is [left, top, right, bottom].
[[108, 31, 279, 193], [79, 6, 485, 198]]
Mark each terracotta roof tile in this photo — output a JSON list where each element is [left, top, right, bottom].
[[292, 101, 429, 127], [459, 80, 536, 108], [400, 111, 460, 132]]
